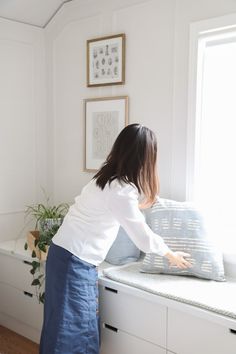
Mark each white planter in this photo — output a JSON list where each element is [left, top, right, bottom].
[[39, 218, 62, 232]]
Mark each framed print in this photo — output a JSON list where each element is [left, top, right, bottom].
[[84, 96, 129, 172], [87, 33, 125, 87]]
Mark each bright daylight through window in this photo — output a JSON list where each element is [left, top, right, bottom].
[[192, 30, 236, 254]]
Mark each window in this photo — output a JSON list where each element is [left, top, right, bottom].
[[188, 18, 236, 255]]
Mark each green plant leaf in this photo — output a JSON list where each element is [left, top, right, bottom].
[[38, 243, 47, 252], [24, 242, 28, 250], [25, 196, 69, 304], [39, 292, 45, 304], [25, 198, 69, 224], [31, 278, 40, 286], [31, 261, 40, 269]]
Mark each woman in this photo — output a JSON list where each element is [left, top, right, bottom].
[[39, 123, 191, 354]]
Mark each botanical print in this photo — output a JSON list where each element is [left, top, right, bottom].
[[87, 34, 125, 86], [92, 111, 119, 159], [92, 43, 120, 81]]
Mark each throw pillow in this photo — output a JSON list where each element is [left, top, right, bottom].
[[105, 226, 140, 265], [140, 198, 225, 281]]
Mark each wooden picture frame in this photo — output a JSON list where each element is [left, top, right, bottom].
[[84, 96, 129, 172], [87, 33, 125, 87]]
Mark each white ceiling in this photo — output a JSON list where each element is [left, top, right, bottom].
[[0, 0, 73, 28]]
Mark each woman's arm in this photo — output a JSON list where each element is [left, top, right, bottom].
[[108, 182, 191, 269]]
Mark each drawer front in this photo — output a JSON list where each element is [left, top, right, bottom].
[[1, 282, 43, 330], [168, 308, 236, 354], [99, 284, 166, 347], [100, 322, 166, 354], [0, 254, 38, 293]]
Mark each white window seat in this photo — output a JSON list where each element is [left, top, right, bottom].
[[0, 237, 235, 323], [102, 261, 236, 321], [99, 261, 236, 354], [1, 238, 236, 353]]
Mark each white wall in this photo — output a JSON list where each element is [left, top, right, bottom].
[[0, 18, 47, 241], [45, 0, 175, 204], [46, 0, 236, 205], [2, 0, 236, 243]]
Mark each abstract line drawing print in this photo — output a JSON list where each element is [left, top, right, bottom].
[[92, 111, 119, 159]]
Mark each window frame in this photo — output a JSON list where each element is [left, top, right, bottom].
[[187, 13, 236, 275]]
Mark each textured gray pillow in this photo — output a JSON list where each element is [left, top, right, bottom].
[[105, 226, 140, 265], [141, 198, 225, 281]]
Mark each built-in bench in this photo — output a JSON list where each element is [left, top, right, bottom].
[[1, 238, 236, 353], [99, 261, 236, 354], [103, 261, 236, 319]]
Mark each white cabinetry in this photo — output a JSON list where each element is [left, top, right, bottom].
[[99, 277, 236, 354], [168, 308, 236, 354], [0, 251, 43, 343], [101, 324, 166, 354], [99, 282, 167, 354]]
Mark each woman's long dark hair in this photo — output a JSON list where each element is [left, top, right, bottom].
[[93, 123, 159, 207]]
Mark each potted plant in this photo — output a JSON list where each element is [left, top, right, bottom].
[[24, 198, 69, 303], [25, 200, 69, 232]]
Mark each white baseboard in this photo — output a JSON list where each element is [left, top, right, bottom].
[[0, 312, 40, 344]]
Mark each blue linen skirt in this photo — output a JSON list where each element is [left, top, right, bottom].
[[39, 242, 100, 354]]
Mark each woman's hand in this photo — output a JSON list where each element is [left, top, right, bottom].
[[164, 251, 192, 269]]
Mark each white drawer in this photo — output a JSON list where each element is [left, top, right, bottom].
[[1, 282, 43, 330], [100, 321, 166, 354], [168, 308, 236, 354], [99, 284, 167, 347], [0, 254, 37, 294]]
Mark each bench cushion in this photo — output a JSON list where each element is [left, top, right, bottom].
[[103, 261, 236, 319]]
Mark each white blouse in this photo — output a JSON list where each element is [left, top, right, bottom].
[[52, 178, 170, 266]]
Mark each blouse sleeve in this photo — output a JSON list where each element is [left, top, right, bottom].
[[107, 182, 170, 256]]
